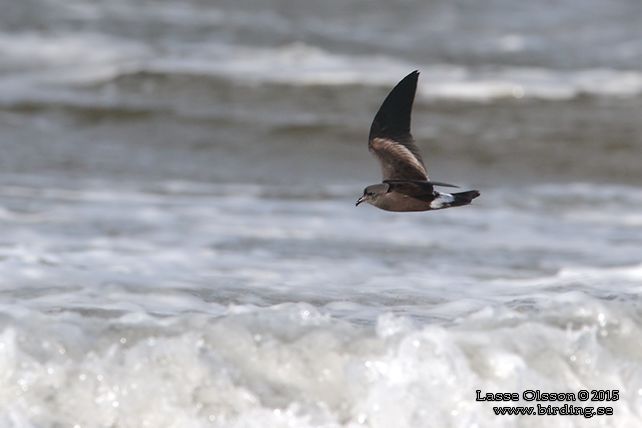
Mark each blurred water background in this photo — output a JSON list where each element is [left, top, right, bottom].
[[0, 0, 641, 426]]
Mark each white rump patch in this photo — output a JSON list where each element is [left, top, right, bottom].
[[430, 192, 455, 209]]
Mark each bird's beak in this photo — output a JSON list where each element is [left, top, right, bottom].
[[355, 196, 366, 206]]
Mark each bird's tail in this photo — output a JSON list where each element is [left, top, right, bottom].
[[450, 190, 480, 207]]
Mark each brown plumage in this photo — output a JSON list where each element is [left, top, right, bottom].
[[356, 71, 480, 212]]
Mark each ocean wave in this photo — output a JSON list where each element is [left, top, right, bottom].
[[0, 176, 640, 426], [144, 43, 642, 101], [0, 297, 640, 427], [1, 32, 642, 104], [1, 178, 640, 308]]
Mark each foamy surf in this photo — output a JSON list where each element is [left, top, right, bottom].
[[1, 179, 641, 427], [0, 294, 640, 428], [2, 0, 642, 425]]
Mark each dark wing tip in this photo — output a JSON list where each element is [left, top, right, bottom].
[[369, 71, 420, 142]]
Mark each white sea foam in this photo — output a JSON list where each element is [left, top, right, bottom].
[[0, 297, 640, 427], [1, 0, 641, 423], [1, 178, 641, 426]]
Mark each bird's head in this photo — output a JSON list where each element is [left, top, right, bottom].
[[356, 183, 389, 206]]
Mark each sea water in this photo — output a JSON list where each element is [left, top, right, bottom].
[[1, 0, 641, 426]]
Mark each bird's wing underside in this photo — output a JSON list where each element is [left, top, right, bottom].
[[368, 70, 428, 181]]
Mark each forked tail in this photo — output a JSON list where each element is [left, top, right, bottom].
[[451, 190, 480, 207]]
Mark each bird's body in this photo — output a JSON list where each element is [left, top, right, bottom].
[[356, 71, 480, 212], [363, 189, 440, 212]]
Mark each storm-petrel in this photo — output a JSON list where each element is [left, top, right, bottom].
[[356, 71, 480, 211]]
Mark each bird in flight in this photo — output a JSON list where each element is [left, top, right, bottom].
[[356, 71, 480, 212]]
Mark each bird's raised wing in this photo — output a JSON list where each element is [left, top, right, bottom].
[[368, 70, 428, 181]]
